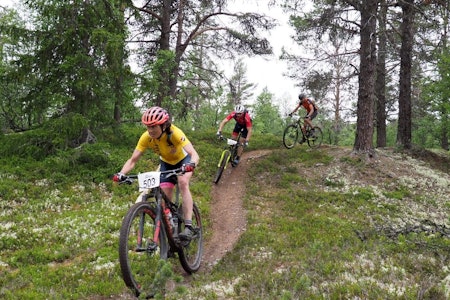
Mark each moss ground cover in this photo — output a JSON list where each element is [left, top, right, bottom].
[[1, 128, 450, 299]]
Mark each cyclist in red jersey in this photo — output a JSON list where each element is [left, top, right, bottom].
[[289, 94, 319, 144], [216, 104, 252, 165]]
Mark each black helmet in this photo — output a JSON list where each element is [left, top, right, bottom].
[[298, 94, 306, 100]]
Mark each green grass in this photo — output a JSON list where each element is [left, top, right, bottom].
[[1, 128, 450, 299], [188, 146, 450, 299]]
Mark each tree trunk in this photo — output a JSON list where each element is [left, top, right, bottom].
[[333, 42, 343, 146], [439, 0, 449, 151], [170, 0, 185, 107], [112, 3, 127, 123], [155, 0, 173, 107], [376, 0, 387, 147], [397, 0, 415, 149], [334, 77, 341, 146], [353, 0, 377, 155], [441, 108, 449, 150]]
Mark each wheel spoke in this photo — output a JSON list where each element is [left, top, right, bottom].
[[307, 127, 323, 148], [283, 124, 298, 149], [119, 202, 167, 297]]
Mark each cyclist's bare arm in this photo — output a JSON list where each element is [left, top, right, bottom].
[[245, 126, 252, 142], [290, 103, 301, 115], [120, 149, 144, 175], [183, 143, 200, 166], [217, 117, 229, 133]]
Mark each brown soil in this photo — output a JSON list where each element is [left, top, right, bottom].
[[201, 149, 272, 271]]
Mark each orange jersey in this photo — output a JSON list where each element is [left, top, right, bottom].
[[301, 99, 316, 113]]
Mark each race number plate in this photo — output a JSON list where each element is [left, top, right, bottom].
[[137, 172, 160, 192], [227, 139, 238, 146]]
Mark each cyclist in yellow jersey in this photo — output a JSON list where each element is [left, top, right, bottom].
[[113, 106, 200, 241], [135, 123, 190, 165]]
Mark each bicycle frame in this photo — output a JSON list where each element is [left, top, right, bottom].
[[292, 115, 312, 135], [283, 115, 322, 149], [133, 171, 183, 250], [217, 137, 239, 167], [118, 167, 203, 298], [213, 130, 244, 184], [135, 190, 165, 250], [227, 129, 244, 163]]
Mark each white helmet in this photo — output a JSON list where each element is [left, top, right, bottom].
[[234, 104, 245, 113]]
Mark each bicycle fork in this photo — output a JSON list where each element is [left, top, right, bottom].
[[147, 217, 162, 253], [145, 204, 178, 254], [134, 210, 162, 254], [218, 150, 232, 168], [133, 211, 158, 253]]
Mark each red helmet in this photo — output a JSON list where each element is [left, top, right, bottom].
[[141, 106, 169, 126]]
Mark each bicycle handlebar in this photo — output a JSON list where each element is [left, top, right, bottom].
[[289, 115, 301, 121], [217, 135, 246, 147], [118, 167, 189, 185]]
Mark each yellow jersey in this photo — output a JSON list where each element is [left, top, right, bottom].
[[135, 124, 191, 165]]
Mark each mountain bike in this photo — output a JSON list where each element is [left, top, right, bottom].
[[213, 129, 244, 184], [117, 167, 203, 298], [283, 115, 323, 149]]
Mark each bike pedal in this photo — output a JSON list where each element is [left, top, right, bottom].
[[167, 249, 176, 258], [147, 241, 158, 252], [180, 239, 191, 247]]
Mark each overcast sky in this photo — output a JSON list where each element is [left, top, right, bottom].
[[224, 0, 300, 110]]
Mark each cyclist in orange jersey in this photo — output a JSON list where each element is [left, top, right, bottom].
[[289, 94, 319, 144]]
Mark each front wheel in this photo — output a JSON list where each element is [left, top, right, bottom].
[[178, 203, 203, 273], [283, 124, 299, 149], [118, 201, 168, 298], [307, 126, 323, 149], [213, 151, 230, 184]]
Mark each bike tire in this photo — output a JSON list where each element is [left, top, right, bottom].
[[283, 124, 299, 149], [177, 203, 203, 273], [213, 151, 230, 184], [118, 201, 168, 298], [307, 126, 323, 149]]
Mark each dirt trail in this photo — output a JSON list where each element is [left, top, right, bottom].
[[201, 149, 272, 271]]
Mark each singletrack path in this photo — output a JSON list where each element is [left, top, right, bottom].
[[201, 149, 271, 271]]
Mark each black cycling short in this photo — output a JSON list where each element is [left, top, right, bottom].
[[233, 123, 248, 138], [306, 110, 318, 120], [159, 155, 191, 187]]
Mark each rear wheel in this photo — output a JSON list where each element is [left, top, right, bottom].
[[307, 126, 323, 149], [118, 201, 168, 298], [178, 203, 203, 273], [283, 124, 299, 149], [213, 151, 230, 184]]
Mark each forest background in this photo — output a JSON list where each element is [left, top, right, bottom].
[[1, 0, 450, 299], [0, 0, 449, 152]]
